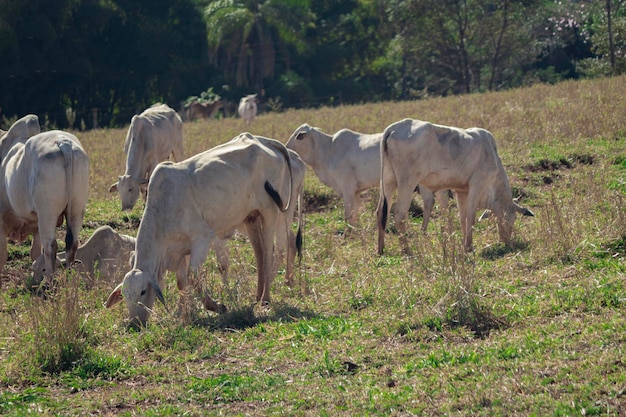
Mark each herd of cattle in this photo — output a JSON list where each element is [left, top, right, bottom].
[[0, 101, 533, 326]]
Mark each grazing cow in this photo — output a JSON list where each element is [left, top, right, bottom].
[[109, 103, 184, 210], [105, 132, 298, 326], [186, 100, 223, 121], [377, 118, 534, 254], [286, 123, 447, 229], [0, 115, 90, 281], [238, 94, 258, 125]]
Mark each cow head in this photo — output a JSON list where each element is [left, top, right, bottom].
[[285, 124, 315, 162], [106, 268, 165, 327], [479, 198, 534, 246], [109, 175, 148, 210], [31, 254, 63, 283]]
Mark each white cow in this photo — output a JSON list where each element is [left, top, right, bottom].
[[0, 115, 90, 281], [109, 103, 184, 210], [377, 118, 534, 255], [238, 94, 258, 125], [106, 132, 298, 326], [286, 123, 447, 229]]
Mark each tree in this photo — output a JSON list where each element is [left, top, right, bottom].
[[203, 0, 312, 91], [386, 0, 541, 97], [0, 0, 210, 128]]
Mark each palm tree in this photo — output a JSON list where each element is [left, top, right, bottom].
[[204, 0, 311, 89]]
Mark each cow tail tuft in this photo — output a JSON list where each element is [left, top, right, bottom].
[[381, 198, 388, 230], [264, 181, 284, 209], [295, 226, 303, 263]]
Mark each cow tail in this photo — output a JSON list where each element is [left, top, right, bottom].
[[295, 190, 303, 263], [379, 131, 391, 231], [57, 139, 76, 260], [265, 141, 293, 213], [264, 181, 284, 209]]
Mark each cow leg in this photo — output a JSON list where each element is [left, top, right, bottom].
[[376, 170, 397, 255], [0, 226, 8, 274], [65, 211, 83, 267], [419, 186, 435, 233], [455, 191, 476, 251], [394, 180, 416, 256], [273, 217, 288, 286], [284, 228, 296, 287], [245, 217, 266, 302], [30, 231, 42, 262], [343, 191, 360, 229], [33, 223, 58, 282], [189, 237, 226, 314], [245, 212, 276, 304], [211, 238, 230, 286]]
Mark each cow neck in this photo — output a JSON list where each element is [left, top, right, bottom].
[[124, 137, 148, 181], [132, 218, 161, 278]]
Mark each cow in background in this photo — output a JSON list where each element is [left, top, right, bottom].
[[0, 114, 90, 282], [286, 123, 447, 230], [185, 100, 223, 121], [109, 103, 183, 210], [238, 94, 258, 125], [377, 118, 534, 255]]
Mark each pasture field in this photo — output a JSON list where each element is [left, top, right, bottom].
[[1, 76, 625, 416]]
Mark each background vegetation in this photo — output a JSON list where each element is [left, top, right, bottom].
[[1, 0, 625, 128], [0, 74, 624, 415]]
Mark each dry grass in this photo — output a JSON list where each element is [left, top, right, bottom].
[[0, 75, 625, 416]]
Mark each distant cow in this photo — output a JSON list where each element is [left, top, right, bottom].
[[106, 133, 299, 326], [186, 100, 223, 121], [238, 94, 258, 125], [109, 103, 184, 210], [286, 123, 447, 229], [0, 115, 90, 281], [377, 118, 534, 254]]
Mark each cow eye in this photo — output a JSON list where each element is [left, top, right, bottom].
[[140, 289, 146, 296], [128, 188, 133, 193]]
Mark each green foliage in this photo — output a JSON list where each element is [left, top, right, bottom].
[[184, 87, 221, 107]]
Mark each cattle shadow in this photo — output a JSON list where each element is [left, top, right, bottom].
[[479, 239, 530, 260], [192, 302, 320, 331]]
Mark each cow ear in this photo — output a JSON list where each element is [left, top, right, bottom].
[[478, 209, 492, 221], [105, 283, 124, 308], [109, 182, 118, 193], [150, 279, 166, 307]]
